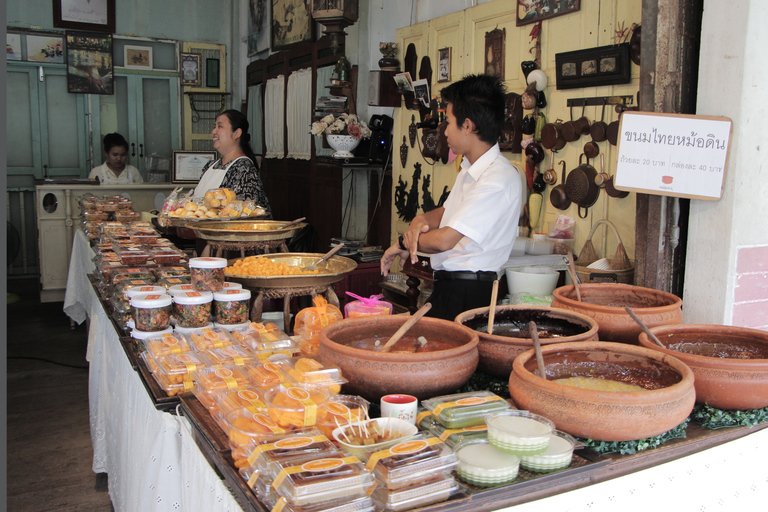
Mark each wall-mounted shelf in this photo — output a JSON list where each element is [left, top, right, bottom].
[[567, 95, 635, 108], [184, 91, 230, 123]]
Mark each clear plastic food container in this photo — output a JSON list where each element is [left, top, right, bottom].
[[422, 391, 511, 429], [213, 288, 251, 325], [245, 361, 293, 391], [370, 476, 459, 512], [144, 331, 193, 358], [247, 430, 339, 483], [204, 345, 255, 367], [117, 249, 150, 266], [96, 199, 119, 212], [173, 291, 213, 328], [232, 322, 291, 348], [108, 267, 156, 286], [174, 323, 214, 335], [216, 387, 267, 418], [128, 228, 159, 245], [454, 438, 520, 487], [416, 407, 437, 431], [253, 492, 373, 512], [153, 351, 207, 383], [316, 395, 370, 439], [519, 430, 576, 473], [188, 326, 234, 351], [150, 248, 184, 265], [130, 293, 173, 332], [250, 338, 301, 361], [363, 433, 457, 490], [271, 455, 374, 507], [332, 418, 418, 460], [195, 365, 251, 393], [115, 281, 161, 301], [225, 409, 290, 466], [427, 423, 488, 449], [264, 384, 331, 429], [154, 266, 191, 280], [157, 276, 191, 291], [115, 210, 140, 223], [140, 352, 196, 396], [83, 210, 109, 222], [168, 283, 197, 297], [222, 281, 243, 290], [189, 257, 228, 292], [277, 356, 347, 394], [485, 410, 554, 456]]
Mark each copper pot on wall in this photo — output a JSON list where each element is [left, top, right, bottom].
[[565, 154, 600, 218], [590, 102, 608, 142], [540, 120, 566, 151]]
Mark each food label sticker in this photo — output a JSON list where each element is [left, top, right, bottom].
[[365, 438, 437, 472], [238, 389, 261, 402], [326, 403, 351, 416], [139, 286, 154, 291], [186, 292, 202, 297], [144, 294, 162, 300]]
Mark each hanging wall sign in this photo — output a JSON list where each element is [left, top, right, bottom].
[[613, 111, 732, 201]]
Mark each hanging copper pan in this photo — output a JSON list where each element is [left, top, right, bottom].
[[590, 102, 608, 142], [540, 120, 566, 150], [565, 154, 600, 218], [550, 160, 571, 210]]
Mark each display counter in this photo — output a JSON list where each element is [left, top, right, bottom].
[[66, 229, 768, 512]]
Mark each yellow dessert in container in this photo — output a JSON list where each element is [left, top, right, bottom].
[[264, 384, 331, 429]]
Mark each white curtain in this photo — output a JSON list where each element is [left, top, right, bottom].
[[315, 65, 335, 157], [264, 76, 285, 159], [286, 68, 312, 160], [246, 84, 263, 156]]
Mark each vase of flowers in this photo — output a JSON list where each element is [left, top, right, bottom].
[[311, 113, 372, 158]]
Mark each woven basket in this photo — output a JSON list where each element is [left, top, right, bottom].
[[576, 220, 634, 284]]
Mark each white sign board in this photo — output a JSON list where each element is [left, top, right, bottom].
[[614, 112, 732, 200]]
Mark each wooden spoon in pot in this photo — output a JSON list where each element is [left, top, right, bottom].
[[279, 217, 306, 229], [487, 280, 500, 334], [625, 307, 666, 348], [529, 321, 547, 380], [567, 251, 582, 302], [380, 303, 433, 352]]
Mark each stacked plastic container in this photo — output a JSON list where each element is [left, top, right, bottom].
[[293, 296, 343, 356]]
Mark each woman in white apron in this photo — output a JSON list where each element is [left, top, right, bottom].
[[89, 133, 144, 184], [194, 110, 271, 215]]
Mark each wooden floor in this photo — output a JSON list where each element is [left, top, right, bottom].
[[7, 277, 113, 511]]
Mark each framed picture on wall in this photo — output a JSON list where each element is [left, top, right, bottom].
[[54, 0, 116, 33], [437, 48, 451, 83], [172, 150, 217, 184], [7, 33, 22, 61], [516, 0, 580, 26], [180, 53, 201, 86], [124, 45, 153, 70], [26, 35, 65, 63], [248, 0, 271, 55], [66, 31, 113, 94], [555, 43, 631, 90], [206, 58, 220, 88], [271, 0, 312, 51]]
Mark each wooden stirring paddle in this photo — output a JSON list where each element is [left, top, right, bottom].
[[567, 251, 582, 302], [625, 307, 666, 348], [529, 321, 547, 380], [487, 279, 500, 335], [380, 303, 432, 353]]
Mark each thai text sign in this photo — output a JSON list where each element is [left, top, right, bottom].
[[614, 112, 732, 200]]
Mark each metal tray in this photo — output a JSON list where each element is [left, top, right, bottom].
[[163, 213, 269, 229], [190, 220, 306, 242], [225, 253, 357, 288]]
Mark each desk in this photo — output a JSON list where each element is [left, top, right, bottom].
[[66, 230, 768, 512]]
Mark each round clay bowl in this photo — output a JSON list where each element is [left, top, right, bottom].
[[509, 341, 695, 441], [318, 316, 479, 403], [639, 324, 768, 410], [551, 283, 683, 344], [454, 306, 600, 378]]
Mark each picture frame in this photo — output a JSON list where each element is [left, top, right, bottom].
[[206, 58, 220, 88], [124, 45, 153, 70], [484, 28, 505, 80], [53, 0, 116, 33], [172, 150, 217, 184], [66, 31, 113, 94], [7, 33, 22, 61], [26, 35, 65, 63], [180, 52, 201, 86], [555, 43, 631, 90], [248, 0, 271, 56], [393, 72, 414, 92], [271, 0, 312, 51], [516, 0, 580, 26], [412, 79, 431, 109], [437, 47, 451, 83]]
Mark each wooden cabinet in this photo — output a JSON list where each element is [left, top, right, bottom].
[[332, 262, 385, 308]]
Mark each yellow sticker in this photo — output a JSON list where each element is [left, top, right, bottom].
[[431, 395, 503, 416]]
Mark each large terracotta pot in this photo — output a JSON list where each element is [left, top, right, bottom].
[[551, 283, 683, 344], [509, 341, 695, 441], [454, 306, 600, 378], [639, 324, 768, 410], [318, 316, 479, 403]]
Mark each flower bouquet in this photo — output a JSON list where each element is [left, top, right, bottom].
[[310, 113, 372, 140]]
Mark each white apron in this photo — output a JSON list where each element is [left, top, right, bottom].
[[193, 157, 247, 196]]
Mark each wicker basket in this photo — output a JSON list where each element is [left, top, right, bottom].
[[575, 220, 634, 284]]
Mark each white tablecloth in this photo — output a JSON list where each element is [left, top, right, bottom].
[[63, 229, 96, 324]]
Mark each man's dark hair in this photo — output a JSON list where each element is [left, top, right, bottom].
[[440, 74, 506, 145], [103, 132, 129, 153]]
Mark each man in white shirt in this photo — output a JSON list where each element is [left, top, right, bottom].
[[381, 74, 521, 320]]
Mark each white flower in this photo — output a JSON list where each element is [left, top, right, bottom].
[[322, 114, 336, 125], [310, 122, 327, 136]]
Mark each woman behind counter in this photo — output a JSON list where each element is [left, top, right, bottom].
[[194, 109, 271, 214], [89, 133, 144, 184]]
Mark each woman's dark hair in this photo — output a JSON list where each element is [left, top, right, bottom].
[[219, 109, 258, 166], [440, 74, 506, 145], [103, 132, 129, 153]]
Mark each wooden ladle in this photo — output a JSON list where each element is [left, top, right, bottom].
[[566, 251, 582, 302], [625, 307, 666, 348], [487, 280, 500, 334], [380, 303, 432, 352], [529, 321, 547, 380], [279, 217, 306, 229]]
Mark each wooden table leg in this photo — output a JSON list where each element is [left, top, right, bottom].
[[406, 275, 421, 314], [283, 294, 292, 335], [251, 291, 264, 322], [325, 285, 340, 310]]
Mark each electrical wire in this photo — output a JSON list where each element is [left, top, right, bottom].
[[8, 356, 89, 370]]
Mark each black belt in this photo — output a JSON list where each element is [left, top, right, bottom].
[[433, 270, 497, 282]]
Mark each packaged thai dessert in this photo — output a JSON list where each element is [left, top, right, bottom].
[[485, 410, 554, 456], [154, 266, 191, 280], [270, 454, 374, 507], [109, 295, 133, 329], [195, 365, 251, 393], [157, 276, 191, 291], [416, 407, 437, 431], [363, 433, 457, 490], [168, 283, 197, 297], [101, 221, 126, 236], [249, 338, 301, 361], [519, 430, 576, 473], [83, 210, 109, 222], [188, 326, 234, 351], [115, 281, 162, 301], [276, 356, 347, 394], [128, 227, 159, 245], [204, 345, 255, 367], [315, 394, 369, 439], [173, 291, 213, 328], [213, 288, 251, 325], [216, 387, 268, 419], [149, 247, 184, 265], [246, 429, 340, 483], [245, 361, 293, 390], [232, 322, 291, 349], [117, 248, 150, 266], [427, 423, 489, 449], [189, 257, 228, 292], [175, 323, 214, 335], [264, 384, 331, 429], [144, 331, 193, 358], [115, 210, 140, 223], [370, 476, 459, 512], [140, 352, 196, 396], [108, 267, 156, 286], [294, 296, 343, 356], [151, 351, 207, 385], [344, 294, 393, 318], [96, 199, 119, 212], [225, 409, 291, 467], [454, 438, 520, 487], [422, 391, 511, 429], [131, 326, 173, 342], [130, 293, 173, 332]]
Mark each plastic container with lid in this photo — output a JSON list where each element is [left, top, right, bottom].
[[83, 210, 109, 222], [175, 322, 214, 335], [222, 281, 243, 290], [251, 490, 374, 512], [485, 410, 554, 456], [343, 293, 393, 318], [422, 391, 511, 429], [157, 276, 191, 291], [168, 283, 197, 297], [115, 210, 140, 223], [188, 326, 234, 351], [131, 326, 174, 341], [108, 267, 156, 286], [150, 247, 184, 265], [276, 356, 347, 394], [189, 257, 228, 292], [371, 476, 459, 512], [128, 227, 159, 245], [294, 296, 343, 356], [213, 288, 252, 325], [225, 409, 291, 464], [148, 351, 206, 384], [144, 331, 193, 358], [213, 321, 251, 332], [245, 361, 293, 390], [264, 384, 331, 429], [331, 418, 418, 459], [316, 395, 369, 439], [216, 387, 267, 419], [117, 248, 150, 266], [173, 291, 213, 328], [130, 293, 173, 332], [204, 345, 255, 367], [454, 438, 520, 487], [154, 266, 191, 280], [232, 322, 291, 347], [195, 365, 251, 393], [427, 422, 488, 449], [140, 352, 196, 397], [115, 281, 161, 300], [246, 429, 340, 484], [363, 433, 457, 490], [416, 407, 437, 431], [520, 430, 576, 473]]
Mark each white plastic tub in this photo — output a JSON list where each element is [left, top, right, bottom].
[[505, 266, 559, 296]]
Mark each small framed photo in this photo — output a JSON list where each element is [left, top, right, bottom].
[[180, 53, 201, 86], [172, 150, 217, 183], [53, 0, 116, 33], [66, 31, 113, 94], [124, 45, 153, 70], [412, 79, 431, 108], [437, 48, 451, 83], [26, 35, 65, 63], [393, 72, 414, 92], [555, 43, 631, 90], [206, 58, 220, 88]]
